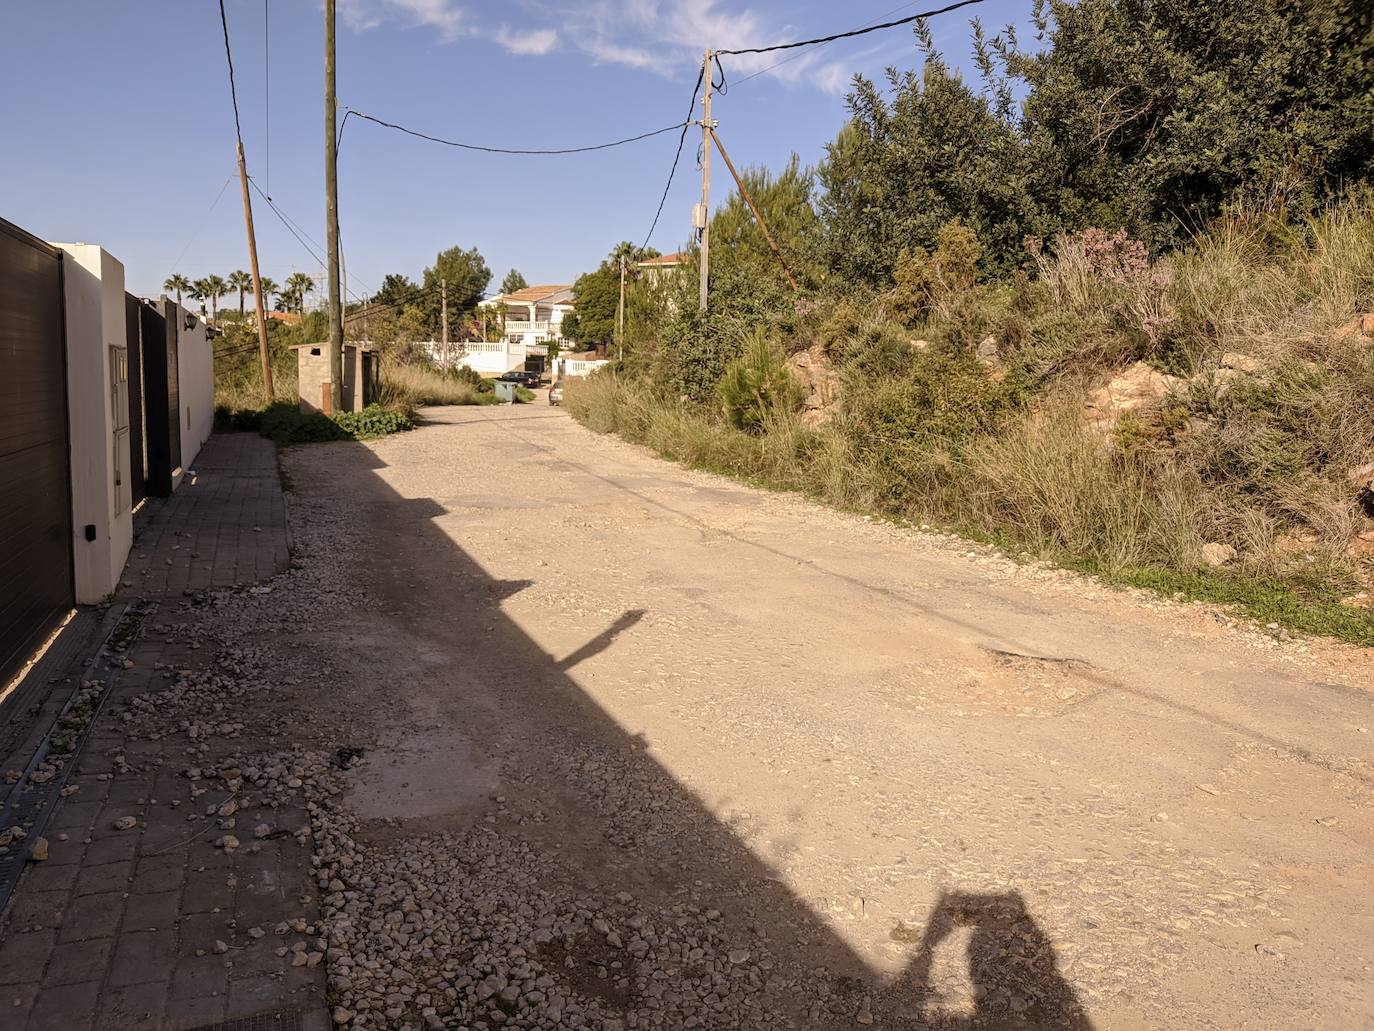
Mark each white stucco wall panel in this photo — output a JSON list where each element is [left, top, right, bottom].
[[173, 307, 213, 468], [54, 243, 131, 603]]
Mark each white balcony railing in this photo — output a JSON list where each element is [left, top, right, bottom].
[[503, 320, 551, 334]]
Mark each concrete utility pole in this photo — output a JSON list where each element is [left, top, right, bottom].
[[617, 256, 626, 357], [324, 0, 343, 413], [698, 49, 714, 312], [440, 278, 449, 366], [235, 139, 275, 402]]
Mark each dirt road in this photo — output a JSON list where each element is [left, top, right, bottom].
[[285, 399, 1374, 1029]]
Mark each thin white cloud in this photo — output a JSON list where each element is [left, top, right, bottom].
[[336, 0, 906, 91], [337, 0, 468, 42], [494, 26, 560, 56], [546, 0, 867, 89], [812, 62, 853, 96]]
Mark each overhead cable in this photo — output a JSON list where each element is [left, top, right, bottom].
[[264, 0, 271, 194], [638, 65, 706, 252], [716, 0, 985, 56], [340, 108, 692, 155], [729, 0, 930, 87], [248, 179, 369, 303], [166, 175, 235, 281], [216, 0, 245, 145]]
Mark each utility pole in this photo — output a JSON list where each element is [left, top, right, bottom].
[[234, 139, 274, 402], [324, 0, 343, 414], [616, 256, 626, 358], [698, 49, 714, 312], [440, 278, 449, 367]]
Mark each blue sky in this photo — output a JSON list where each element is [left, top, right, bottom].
[[1, 0, 1026, 301]]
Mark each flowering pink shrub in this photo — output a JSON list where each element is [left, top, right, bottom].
[[1078, 227, 1150, 282], [1036, 227, 1172, 344]]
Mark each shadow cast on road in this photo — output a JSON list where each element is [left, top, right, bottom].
[[308, 436, 1094, 1028]]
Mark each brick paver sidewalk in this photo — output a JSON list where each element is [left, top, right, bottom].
[[121, 435, 291, 597], [0, 433, 326, 1031]]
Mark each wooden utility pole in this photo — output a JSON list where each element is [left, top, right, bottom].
[[440, 278, 449, 366], [235, 140, 275, 401], [324, 0, 343, 413], [616, 257, 626, 357], [698, 49, 714, 312], [709, 129, 800, 293]]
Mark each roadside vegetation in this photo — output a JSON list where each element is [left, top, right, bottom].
[[566, 0, 1374, 645], [211, 243, 532, 442]]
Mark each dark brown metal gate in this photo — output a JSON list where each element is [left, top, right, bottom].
[[123, 293, 147, 505], [0, 218, 74, 685], [139, 300, 180, 497]]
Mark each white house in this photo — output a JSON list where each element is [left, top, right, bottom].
[[479, 284, 574, 360], [414, 337, 526, 376]]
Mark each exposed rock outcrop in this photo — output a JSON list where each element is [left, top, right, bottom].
[[1086, 361, 1183, 429], [787, 345, 841, 426]]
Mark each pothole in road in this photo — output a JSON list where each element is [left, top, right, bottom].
[[894, 649, 1107, 718], [973, 648, 1106, 716]]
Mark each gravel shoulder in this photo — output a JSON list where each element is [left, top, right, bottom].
[[273, 398, 1374, 1029]]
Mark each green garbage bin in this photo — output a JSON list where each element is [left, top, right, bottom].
[[494, 380, 517, 403]]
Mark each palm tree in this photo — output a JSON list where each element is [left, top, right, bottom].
[[258, 276, 279, 313], [227, 270, 253, 317], [202, 274, 229, 325], [189, 278, 210, 316], [163, 273, 191, 306], [609, 240, 640, 273], [285, 272, 315, 316], [608, 241, 641, 357]]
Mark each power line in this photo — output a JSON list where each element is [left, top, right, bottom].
[[339, 107, 692, 155], [165, 175, 235, 280], [716, 0, 985, 56], [216, 0, 245, 145], [251, 179, 373, 297], [264, 0, 271, 196], [638, 65, 706, 252], [247, 179, 370, 303], [730, 0, 931, 87]]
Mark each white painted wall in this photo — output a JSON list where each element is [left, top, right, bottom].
[[173, 305, 213, 469], [561, 358, 610, 378], [54, 243, 131, 604], [415, 339, 524, 375]]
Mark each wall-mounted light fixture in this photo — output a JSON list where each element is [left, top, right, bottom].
[[183, 312, 198, 331]]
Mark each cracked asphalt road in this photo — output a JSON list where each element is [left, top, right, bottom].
[[288, 398, 1374, 1029]]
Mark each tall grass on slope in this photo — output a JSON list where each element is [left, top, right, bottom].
[[1166, 192, 1374, 366], [564, 373, 1374, 645], [379, 362, 479, 407]]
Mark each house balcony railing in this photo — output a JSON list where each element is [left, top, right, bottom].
[[502, 320, 552, 334]]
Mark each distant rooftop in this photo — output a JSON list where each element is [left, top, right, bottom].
[[494, 284, 572, 304], [638, 252, 683, 267]]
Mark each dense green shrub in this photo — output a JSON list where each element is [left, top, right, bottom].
[[718, 328, 802, 433], [217, 402, 412, 444], [830, 321, 917, 380], [257, 404, 348, 443], [332, 404, 414, 439]]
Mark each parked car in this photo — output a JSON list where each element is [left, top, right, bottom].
[[498, 370, 541, 388], [548, 383, 564, 406]]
